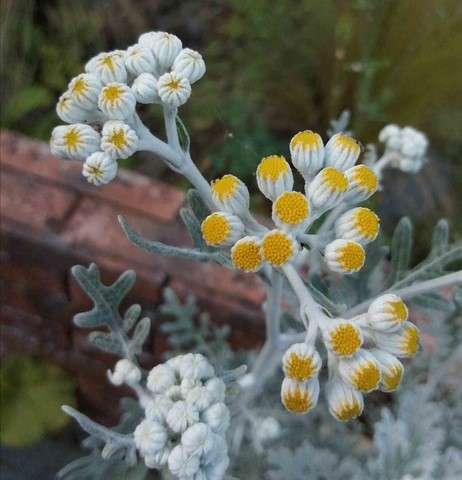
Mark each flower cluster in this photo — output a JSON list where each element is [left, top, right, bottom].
[[281, 293, 419, 420], [201, 132, 379, 274], [50, 31, 205, 185], [109, 354, 229, 479], [379, 124, 429, 173]]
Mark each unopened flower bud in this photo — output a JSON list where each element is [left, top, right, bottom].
[[101, 120, 138, 159], [367, 294, 409, 332], [98, 82, 137, 120], [282, 343, 322, 382], [324, 133, 361, 171], [334, 207, 380, 245], [281, 377, 319, 414], [308, 167, 348, 211], [338, 350, 381, 393], [172, 48, 206, 84], [157, 72, 191, 107], [50, 124, 100, 160], [82, 152, 118, 186], [131, 73, 160, 104], [289, 130, 325, 178], [325, 378, 364, 421], [211, 174, 250, 215], [322, 319, 363, 357], [256, 155, 294, 201], [324, 239, 365, 273], [201, 212, 245, 247]]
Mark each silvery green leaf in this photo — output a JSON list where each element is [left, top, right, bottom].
[[176, 115, 190, 152], [411, 293, 455, 312], [428, 218, 449, 259], [180, 207, 207, 250], [130, 317, 151, 354], [89, 331, 125, 356], [218, 365, 247, 384], [387, 217, 413, 286], [123, 304, 142, 332], [187, 188, 212, 224], [303, 279, 346, 316], [327, 109, 351, 137]]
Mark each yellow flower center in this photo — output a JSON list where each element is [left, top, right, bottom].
[[257, 155, 289, 181], [351, 165, 378, 192], [166, 79, 181, 90], [353, 208, 380, 240], [290, 131, 321, 150], [58, 94, 71, 111], [385, 300, 408, 322], [335, 135, 361, 154], [351, 361, 381, 392], [273, 192, 309, 226], [201, 214, 230, 246], [282, 386, 313, 414], [64, 128, 80, 150], [337, 242, 365, 272], [232, 240, 262, 272], [261, 231, 295, 266], [322, 168, 348, 192], [211, 175, 239, 201], [402, 325, 419, 356], [71, 76, 87, 96], [381, 364, 403, 391], [88, 165, 103, 179], [109, 130, 128, 150], [333, 399, 362, 421], [100, 55, 115, 73], [102, 85, 124, 104], [329, 324, 362, 356], [285, 353, 316, 382]]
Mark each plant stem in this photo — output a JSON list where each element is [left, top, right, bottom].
[[163, 106, 181, 152]]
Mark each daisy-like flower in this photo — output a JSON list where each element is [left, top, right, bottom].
[[256, 155, 294, 201], [107, 359, 141, 386], [157, 72, 191, 107], [67, 73, 102, 110], [289, 130, 325, 178], [147, 363, 177, 394], [344, 164, 378, 203], [261, 230, 299, 267], [98, 82, 137, 120], [322, 319, 363, 357], [211, 174, 250, 215], [168, 444, 200, 479], [200, 402, 230, 434], [272, 191, 310, 232], [371, 349, 404, 392], [308, 167, 348, 211], [338, 350, 381, 393], [282, 343, 322, 382], [178, 353, 215, 382], [325, 378, 364, 422], [324, 133, 361, 171], [181, 423, 215, 458], [131, 73, 160, 104], [371, 321, 419, 358], [101, 120, 139, 159], [166, 400, 199, 433], [231, 236, 263, 272], [367, 294, 409, 332], [50, 124, 101, 160], [124, 44, 157, 77], [324, 239, 365, 273], [281, 377, 319, 415], [150, 32, 183, 72], [334, 207, 380, 245], [56, 91, 93, 124], [82, 152, 118, 186], [201, 212, 245, 247], [134, 419, 168, 457], [172, 48, 206, 84], [87, 51, 128, 84]]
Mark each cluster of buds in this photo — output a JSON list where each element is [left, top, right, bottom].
[[50, 31, 205, 185], [281, 293, 419, 420], [379, 124, 429, 173], [201, 132, 380, 275], [108, 354, 230, 479]]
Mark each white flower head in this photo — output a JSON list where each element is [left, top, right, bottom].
[[98, 82, 137, 120], [272, 191, 310, 232], [211, 174, 250, 215], [281, 377, 320, 415], [289, 130, 325, 178], [134, 419, 168, 457], [172, 48, 206, 84], [144, 445, 171, 469], [107, 359, 141, 386], [324, 133, 362, 171], [56, 91, 94, 124], [147, 363, 178, 394], [157, 71, 191, 107], [282, 343, 322, 382], [168, 444, 200, 478], [338, 349, 381, 393], [186, 386, 214, 412], [131, 73, 160, 104], [325, 378, 364, 422], [202, 450, 230, 479], [50, 124, 100, 160], [178, 353, 215, 382], [165, 385, 183, 402], [181, 422, 215, 459], [150, 32, 183, 72], [201, 212, 245, 247], [322, 319, 364, 357], [67, 73, 102, 110], [82, 151, 118, 186], [371, 349, 404, 392], [201, 402, 230, 434], [125, 44, 157, 77], [138, 31, 163, 49], [145, 396, 174, 423], [324, 239, 365, 274], [204, 378, 226, 403], [378, 124, 400, 144], [367, 294, 409, 332], [308, 167, 348, 211], [231, 236, 263, 272], [166, 400, 199, 433], [180, 378, 202, 398], [256, 155, 294, 201], [334, 207, 380, 245], [344, 164, 378, 203], [101, 120, 138, 160], [87, 51, 128, 84], [371, 321, 419, 358]]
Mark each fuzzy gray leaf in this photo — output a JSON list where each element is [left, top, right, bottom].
[[180, 207, 207, 250], [187, 189, 212, 224], [218, 365, 247, 384], [123, 304, 142, 332], [89, 331, 125, 356], [130, 317, 151, 354], [176, 115, 190, 152], [387, 217, 413, 286]]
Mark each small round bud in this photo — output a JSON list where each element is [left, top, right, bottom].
[[56, 91, 93, 124], [68, 73, 102, 110], [125, 44, 157, 76], [211, 174, 250, 214], [168, 444, 200, 478], [50, 124, 101, 160], [272, 191, 310, 232], [134, 419, 167, 457], [88, 51, 128, 85], [325, 378, 364, 422], [201, 212, 245, 247], [166, 401, 199, 433], [261, 230, 299, 267], [172, 48, 206, 84], [367, 294, 409, 332], [289, 130, 325, 178], [344, 165, 378, 203], [107, 359, 141, 386], [131, 73, 160, 104], [308, 167, 348, 211], [282, 343, 322, 382], [338, 350, 381, 393], [371, 322, 419, 358], [231, 236, 263, 272], [334, 207, 380, 245], [281, 377, 319, 414], [181, 423, 215, 458], [322, 319, 363, 357], [371, 349, 404, 392], [200, 402, 230, 434], [82, 152, 118, 186], [157, 72, 191, 107], [324, 239, 365, 273], [256, 155, 294, 201], [324, 133, 361, 171], [150, 32, 183, 72], [98, 82, 137, 120], [147, 363, 177, 394], [101, 120, 138, 159]]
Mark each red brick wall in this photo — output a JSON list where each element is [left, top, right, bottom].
[[0, 130, 265, 423]]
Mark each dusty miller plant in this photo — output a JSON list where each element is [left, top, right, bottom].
[[49, 31, 462, 479]]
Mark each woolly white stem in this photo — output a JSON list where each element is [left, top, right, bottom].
[[163, 106, 182, 152]]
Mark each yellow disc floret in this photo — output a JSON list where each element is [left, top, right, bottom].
[[329, 324, 362, 356], [290, 130, 321, 150], [71, 76, 87, 95], [402, 324, 419, 357], [337, 242, 365, 272], [322, 168, 348, 192], [381, 364, 403, 391], [353, 208, 380, 240], [385, 299, 408, 323], [231, 238, 262, 272], [261, 231, 296, 266], [109, 130, 128, 150], [273, 192, 309, 226], [64, 128, 80, 150], [211, 175, 239, 201], [102, 84, 124, 104], [333, 399, 363, 422], [351, 362, 381, 392], [282, 386, 314, 414], [285, 353, 317, 382], [335, 134, 361, 154], [257, 155, 289, 181], [351, 165, 378, 192], [201, 213, 230, 246]]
